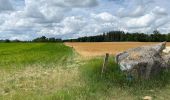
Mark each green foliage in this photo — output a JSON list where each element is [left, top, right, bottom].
[[32, 36, 62, 43], [5, 39, 10, 43], [33, 36, 47, 42], [66, 30, 170, 42]]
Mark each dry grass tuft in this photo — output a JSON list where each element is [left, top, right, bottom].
[[0, 65, 80, 99]]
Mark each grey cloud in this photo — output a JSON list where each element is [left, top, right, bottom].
[[64, 0, 98, 7], [116, 0, 169, 33], [0, 0, 13, 12], [24, 0, 98, 23], [152, 7, 168, 16], [46, 0, 98, 7], [117, 0, 154, 18]]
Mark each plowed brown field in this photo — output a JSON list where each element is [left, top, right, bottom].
[[65, 42, 170, 57]]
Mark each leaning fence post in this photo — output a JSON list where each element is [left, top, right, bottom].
[[101, 53, 109, 77]]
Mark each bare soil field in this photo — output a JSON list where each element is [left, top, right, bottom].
[[65, 42, 170, 57]]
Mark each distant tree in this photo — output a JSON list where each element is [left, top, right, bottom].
[[150, 30, 165, 42], [48, 38, 56, 42], [12, 39, 21, 42], [55, 38, 62, 42], [166, 33, 170, 42], [153, 30, 160, 34], [5, 39, 10, 43], [33, 36, 48, 42], [32, 36, 62, 42], [40, 36, 48, 42]]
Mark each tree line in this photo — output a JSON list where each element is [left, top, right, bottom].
[[2, 30, 170, 43], [32, 36, 62, 42], [65, 30, 170, 42], [0, 36, 62, 43]]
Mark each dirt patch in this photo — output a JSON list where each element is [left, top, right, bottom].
[[65, 42, 170, 57]]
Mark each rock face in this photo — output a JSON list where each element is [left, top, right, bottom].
[[115, 42, 169, 79]]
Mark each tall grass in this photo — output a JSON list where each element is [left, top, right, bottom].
[[0, 43, 73, 69], [53, 57, 170, 100], [0, 43, 77, 100], [76, 57, 170, 100]]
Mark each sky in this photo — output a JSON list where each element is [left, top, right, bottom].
[[0, 0, 170, 40]]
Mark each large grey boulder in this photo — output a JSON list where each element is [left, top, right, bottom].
[[115, 42, 167, 79]]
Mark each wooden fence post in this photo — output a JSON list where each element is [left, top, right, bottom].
[[101, 53, 109, 77]]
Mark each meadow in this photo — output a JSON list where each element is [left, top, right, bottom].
[[1, 43, 170, 100]]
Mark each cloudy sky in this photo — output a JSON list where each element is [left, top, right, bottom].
[[0, 0, 170, 40]]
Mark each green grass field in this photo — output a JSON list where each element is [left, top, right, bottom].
[[1, 43, 170, 100], [0, 43, 73, 69]]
